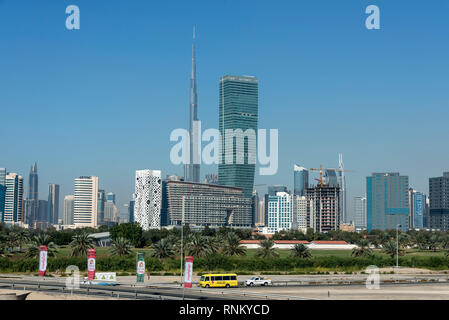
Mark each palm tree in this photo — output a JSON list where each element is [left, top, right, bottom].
[[185, 233, 211, 258], [221, 232, 246, 256], [26, 234, 58, 258], [151, 239, 175, 259], [351, 239, 373, 258], [290, 243, 312, 258], [110, 237, 132, 257], [382, 240, 404, 258], [256, 239, 279, 259], [204, 236, 221, 253], [0, 235, 11, 258], [10, 228, 29, 252], [70, 231, 94, 257], [428, 234, 441, 251]]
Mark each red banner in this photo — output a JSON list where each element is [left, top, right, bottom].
[[39, 245, 48, 277], [184, 256, 193, 288], [87, 249, 96, 280]]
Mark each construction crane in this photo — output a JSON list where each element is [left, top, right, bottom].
[[309, 165, 353, 187]]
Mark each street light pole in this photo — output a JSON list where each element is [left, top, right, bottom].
[[396, 224, 401, 282], [180, 196, 185, 299]]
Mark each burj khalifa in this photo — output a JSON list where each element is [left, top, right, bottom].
[[184, 27, 200, 182]]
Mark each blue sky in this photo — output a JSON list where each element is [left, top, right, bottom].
[[1, 0, 448, 220]]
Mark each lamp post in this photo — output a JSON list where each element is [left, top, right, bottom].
[[180, 196, 185, 300], [396, 224, 401, 282]]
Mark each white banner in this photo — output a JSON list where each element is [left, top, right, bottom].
[[94, 272, 117, 282], [39, 250, 48, 273]]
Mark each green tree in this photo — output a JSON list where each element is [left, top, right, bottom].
[[70, 231, 94, 257], [110, 223, 143, 247], [382, 240, 404, 258], [220, 232, 246, 256], [185, 233, 211, 258], [351, 239, 373, 258], [110, 237, 132, 257], [256, 239, 279, 258], [290, 243, 311, 258], [151, 239, 175, 259], [26, 234, 58, 258], [10, 227, 29, 252]]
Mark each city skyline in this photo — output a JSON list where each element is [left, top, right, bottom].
[[1, 1, 449, 223]]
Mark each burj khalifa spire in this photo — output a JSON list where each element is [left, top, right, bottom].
[[184, 26, 200, 182]]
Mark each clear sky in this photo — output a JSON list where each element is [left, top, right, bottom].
[[1, 0, 448, 220]]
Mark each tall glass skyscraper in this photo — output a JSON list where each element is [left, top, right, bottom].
[[218, 75, 258, 198], [0, 168, 6, 221], [47, 184, 60, 224], [0, 168, 6, 186], [4, 173, 24, 224], [27, 163, 39, 225], [293, 165, 308, 196], [366, 173, 409, 232]]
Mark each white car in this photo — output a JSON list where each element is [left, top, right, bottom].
[[245, 277, 272, 286]]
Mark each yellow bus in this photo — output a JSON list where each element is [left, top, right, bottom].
[[199, 273, 238, 288]]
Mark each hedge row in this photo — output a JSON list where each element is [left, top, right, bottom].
[[1, 255, 448, 273]]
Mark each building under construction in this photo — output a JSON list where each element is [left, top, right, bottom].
[[307, 184, 340, 232]]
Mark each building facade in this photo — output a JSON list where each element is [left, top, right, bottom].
[[73, 176, 99, 228], [292, 195, 307, 232], [26, 163, 39, 226], [134, 170, 162, 230], [47, 184, 60, 225], [184, 28, 200, 183], [293, 165, 308, 196], [266, 192, 292, 234], [218, 75, 258, 198], [63, 195, 74, 225], [366, 173, 409, 232], [3, 173, 24, 224], [307, 185, 340, 233], [163, 180, 252, 230], [429, 172, 449, 230], [354, 196, 367, 231]]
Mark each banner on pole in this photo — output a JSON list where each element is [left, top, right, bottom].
[[39, 245, 48, 277], [87, 248, 96, 280], [136, 252, 145, 283], [184, 256, 193, 288]]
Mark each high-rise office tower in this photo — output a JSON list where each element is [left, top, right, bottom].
[[0, 168, 6, 222], [0, 168, 6, 186], [73, 176, 99, 228], [338, 154, 347, 224], [366, 173, 409, 232], [106, 192, 116, 204], [218, 75, 258, 198], [36, 199, 48, 229], [97, 189, 105, 225], [47, 184, 60, 225], [184, 27, 200, 183], [409, 189, 425, 230], [324, 170, 338, 187], [268, 185, 289, 196], [128, 200, 135, 223], [26, 163, 39, 225], [429, 172, 449, 230], [104, 202, 117, 223], [64, 195, 74, 225], [354, 196, 367, 231], [266, 192, 292, 234], [292, 195, 307, 232], [3, 173, 24, 224], [293, 165, 308, 196], [134, 170, 162, 230]]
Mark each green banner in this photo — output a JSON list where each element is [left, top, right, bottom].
[[136, 252, 145, 283]]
